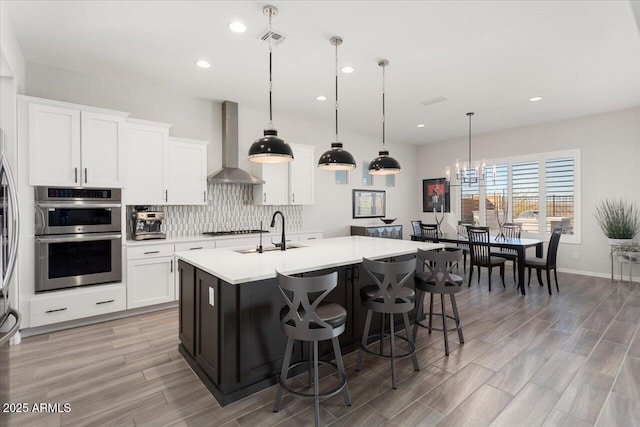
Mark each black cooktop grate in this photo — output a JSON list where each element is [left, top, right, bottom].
[[202, 229, 268, 236]]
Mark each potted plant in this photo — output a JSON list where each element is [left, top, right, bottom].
[[594, 199, 640, 245]]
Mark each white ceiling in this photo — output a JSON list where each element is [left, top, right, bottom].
[[5, 0, 640, 145]]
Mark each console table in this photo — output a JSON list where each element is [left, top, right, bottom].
[[350, 224, 403, 240]]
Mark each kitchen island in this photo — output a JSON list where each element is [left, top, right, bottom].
[[175, 236, 442, 405]]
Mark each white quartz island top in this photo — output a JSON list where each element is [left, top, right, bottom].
[[174, 236, 443, 285]]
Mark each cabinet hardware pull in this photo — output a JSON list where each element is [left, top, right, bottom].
[[263, 192, 266, 203], [46, 307, 67, 314], [292, 193, 295, 203], [204, 191, 206, 202], [74, 168, 78, 183], [96, 299, 114, 305], [84, 168, 88, 183], [144, 250, 160, 255], [165, 189, 168, 202], [190, 247, 203, 250], [170, 259, 174, 273]]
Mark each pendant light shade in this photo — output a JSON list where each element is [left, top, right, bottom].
[[368, 59, 400, 176], [248, 5, 293, 164], [248, 129, 293, 163], [369, 150, 401, 175], [319, 36, 356, 170]]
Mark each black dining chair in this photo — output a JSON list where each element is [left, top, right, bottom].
[[525, 227, 563, 295], [457, 221, 473, 272], [467, 226, 506, 291], [411, 220, 423, 240], [491, 222, 522, 282], [420, 223, 439, 242]]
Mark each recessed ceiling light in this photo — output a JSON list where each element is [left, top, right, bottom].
[[195, 60, 211, 69], [529, 96, 543, 102], [341, 66, 354, 74], [316, 95, 327, 101], [417, 124, 425, 128], [229, 22, 247, 33]]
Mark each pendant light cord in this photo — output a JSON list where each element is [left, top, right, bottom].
[[382, 62, 386, 147], [335, 39, 339, 142], [268, 8, 274, 128], [468, 113, 472, 168]]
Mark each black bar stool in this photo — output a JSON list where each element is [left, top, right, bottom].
[[356, 257, 419, 389], [413, 249, 465, 356], [273, 271, 351, 427]]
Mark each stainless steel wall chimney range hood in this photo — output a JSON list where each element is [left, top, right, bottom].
[[208, 101, 264, 185]]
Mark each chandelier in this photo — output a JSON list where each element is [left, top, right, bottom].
[[446, 112, 494, 185]]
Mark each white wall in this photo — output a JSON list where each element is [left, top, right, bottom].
[[24, 62, 421, 239], [417, 108, 640, 277]]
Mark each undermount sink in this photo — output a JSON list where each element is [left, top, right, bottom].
[[234, 243, 306, 254]]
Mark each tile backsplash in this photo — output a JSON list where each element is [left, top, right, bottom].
[[127, 183, 302, 236]]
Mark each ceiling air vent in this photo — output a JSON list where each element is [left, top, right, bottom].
[[419, 96, 448, 107], [260, 30, 287, 45]]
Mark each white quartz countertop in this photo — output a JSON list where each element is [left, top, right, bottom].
[[174, 236, 443, 285], [124, 230, 324, 247]]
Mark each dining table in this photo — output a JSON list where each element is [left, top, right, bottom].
[[411, 232, 544, 296]]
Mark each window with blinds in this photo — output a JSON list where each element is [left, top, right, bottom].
[[461, 181, 479, 225], [485, 164, 508, 232], [546, 157, 574, 235], [512, 161, 540, 234]]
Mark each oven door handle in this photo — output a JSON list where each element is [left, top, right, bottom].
[[35, 202, 122, 209], [35, 233, 122, 243]]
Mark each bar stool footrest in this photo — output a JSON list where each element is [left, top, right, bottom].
[[278, 360, 348, 400], [414, 313, 461, 333], [359, 332, 416, 360]]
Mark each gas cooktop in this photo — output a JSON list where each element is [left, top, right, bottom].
[[202, 229, 269, 236]]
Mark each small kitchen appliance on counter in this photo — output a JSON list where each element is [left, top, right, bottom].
[[131, 207, 166, 241]]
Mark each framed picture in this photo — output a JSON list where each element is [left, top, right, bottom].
[[422, 178, 450, 212], [353, 189, 386, 218]]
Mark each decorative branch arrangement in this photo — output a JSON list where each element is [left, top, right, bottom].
[[494, 191, 508, 241]]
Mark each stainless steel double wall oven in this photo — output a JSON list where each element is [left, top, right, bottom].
[[35, 187, 122, 293]]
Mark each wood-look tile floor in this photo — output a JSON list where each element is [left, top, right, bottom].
[[5, 272, 640, 426]]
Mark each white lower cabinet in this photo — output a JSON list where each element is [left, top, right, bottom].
[[127, 256, 175, 309], [29, 284, 126, 328]]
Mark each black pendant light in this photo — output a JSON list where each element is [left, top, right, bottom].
[[248, 5, 294, 164], [369, 59, 401, 175], [318, 36, 356, 170]]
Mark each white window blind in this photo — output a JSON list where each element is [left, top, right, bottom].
[[485, 164, 508, 232], [512, 161, 539, 234], [545, 157, 574, 235]]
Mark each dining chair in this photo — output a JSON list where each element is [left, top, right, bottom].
[[525, 227, 563, 295], [411, 220, 423, 240], [420, 223, 439, 242], [467, 226, 506, 291], [491, 222, 522, 282], [457, 221, 473, 272]]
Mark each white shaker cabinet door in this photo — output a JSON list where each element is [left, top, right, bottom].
[[28, 103, 81, 186], [127, 256, 175, 308], [289, 144, 315, 205], [253, 162, 288, 205], [168, 138, 208, 205], [81, 111, 125, 187], [125, 121, 170, 204]]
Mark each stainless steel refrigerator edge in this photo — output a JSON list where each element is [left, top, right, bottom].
[[0, 128, 22, 406]]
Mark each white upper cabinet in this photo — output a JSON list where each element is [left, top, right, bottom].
[[25, 97, 127, 187], [81, 111, 125, 187], [125, 119, 171, 205], [253, 162, 289, 205], [289, 144, 315, 205], [125, 123, 209, 206], [168, 137, 209, 205], [252, 143, 315, 206]]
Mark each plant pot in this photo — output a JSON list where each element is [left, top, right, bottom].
[[608, 238, 632, 247]]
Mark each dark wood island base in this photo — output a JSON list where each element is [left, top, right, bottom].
[[177, 257, 417, 406]]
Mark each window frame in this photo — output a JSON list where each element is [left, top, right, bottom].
[[461, 149, 580, 244]]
